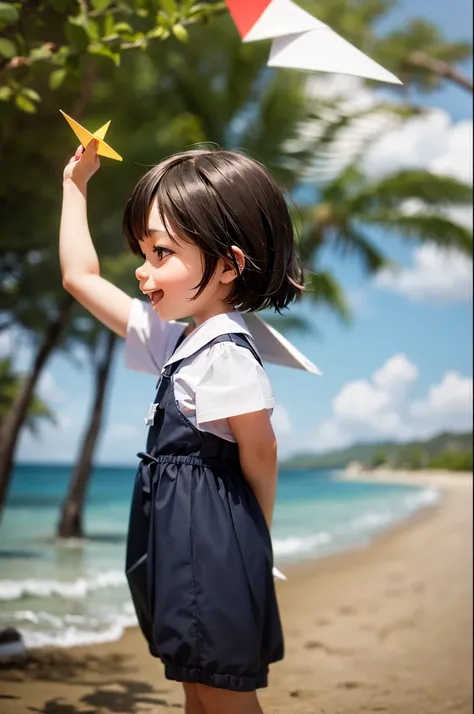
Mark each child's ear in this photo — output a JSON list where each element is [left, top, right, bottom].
[[221, 246, 245, 284]]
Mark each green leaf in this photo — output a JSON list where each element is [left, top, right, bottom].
[[86, 19, 100, 41], [49, 68, 67, 90], [157, 10, 171, 27], [90, 0, 113, 10], [15, 94, 37, 113], [113, 22, 133, 34], [64, 21, 90, 51], [160, 0, 177, 15], [172, 23, 188, 42], [0, 2, 19, 25], [88, 43, 120, 66], [21, 88, 41, 102], [29, 43, 56, 60], [103, 12, 114, 37], [0, 85, 12, 101], [68, 12, 88, 27], [147, 26, 166, 39], [0, 38, 16, 59]]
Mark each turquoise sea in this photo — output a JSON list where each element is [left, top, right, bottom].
[[0, 463, 439, 649]]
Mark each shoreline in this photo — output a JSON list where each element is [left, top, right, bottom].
[[337, 464, 473, 487], [0, 472, 472, 713]]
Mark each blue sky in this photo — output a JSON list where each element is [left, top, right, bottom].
[[7, 0, 473, 464]]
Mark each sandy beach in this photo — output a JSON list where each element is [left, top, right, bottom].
[[0, 470, 472, 714]]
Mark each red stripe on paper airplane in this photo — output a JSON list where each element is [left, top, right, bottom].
[[225, 0, 273, 38]]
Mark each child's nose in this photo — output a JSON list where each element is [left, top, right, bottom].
[[135, 263, 148, 281]]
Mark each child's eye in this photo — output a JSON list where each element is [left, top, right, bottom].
[[152, 246, 172, 261]]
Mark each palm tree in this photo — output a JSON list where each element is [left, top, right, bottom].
[[0, 296, 75, 519], [298, 165, 472, 298], [57, 326, 118, 539]]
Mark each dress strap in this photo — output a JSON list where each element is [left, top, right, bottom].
[[156, 328, 188, 385], [212, 333, 264, 367]]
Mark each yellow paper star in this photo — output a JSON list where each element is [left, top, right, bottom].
[[60, 110, 123, 161]]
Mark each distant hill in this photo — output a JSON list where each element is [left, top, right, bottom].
[[280, 431, 473, 470]]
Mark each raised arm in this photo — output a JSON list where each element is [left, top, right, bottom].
[[60, 140, 132, 338]]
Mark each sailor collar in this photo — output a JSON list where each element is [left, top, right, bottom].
[[163, 311, 321, 375]]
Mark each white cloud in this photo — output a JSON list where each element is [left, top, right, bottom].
[[372, 354, 419, 405], [300, 76, 473, 189], [295, 75, 402, 182], [271, 405, 292, 435], [376, 244, 473, 303], [314, 355, 472, 451], [303, 78, 473, 307], [363, 110, 473, 184], [410, 372, 473, 437], [447, 205, 474, 231]]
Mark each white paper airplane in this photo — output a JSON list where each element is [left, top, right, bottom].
[[225, 0, 402, 84], [243, 312, 322, 375]]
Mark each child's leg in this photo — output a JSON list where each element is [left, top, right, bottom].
[[195, 684, 263, 714], [183, 683, 206, 714]]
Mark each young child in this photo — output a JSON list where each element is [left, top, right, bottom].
[[60, 141, 315, 714]]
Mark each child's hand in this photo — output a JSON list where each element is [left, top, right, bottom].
[[63, 140, 100, 186]]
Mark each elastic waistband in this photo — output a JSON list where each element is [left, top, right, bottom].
[[137, 452, 239, 469]]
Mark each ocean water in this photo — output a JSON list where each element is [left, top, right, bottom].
[[0, 463, 439, 650]]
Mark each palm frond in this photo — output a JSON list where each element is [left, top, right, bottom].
[[305, 271, 352, 323], [300, 102, 421, 186], [334, 227, 392, 274], [348, 171, 474, 213], [261, 313, 313, 334], [365, 212, 473, 255]]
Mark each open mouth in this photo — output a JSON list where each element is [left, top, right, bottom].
[[149, 290, 164, 307]]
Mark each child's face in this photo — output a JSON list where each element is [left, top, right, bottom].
[[135, 201, 232, 325]]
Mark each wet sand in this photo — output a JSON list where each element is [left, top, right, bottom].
[[0, 471, 472, 714]]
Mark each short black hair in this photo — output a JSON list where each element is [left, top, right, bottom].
[[123, 148, 304, 313]]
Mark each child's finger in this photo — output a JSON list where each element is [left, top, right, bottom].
[[84, 139, 99, 156]]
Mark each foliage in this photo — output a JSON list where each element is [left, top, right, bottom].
[[428, 450, 473, 472], [371, 448, 388, 469], [395, 445, 426, 470], [0, 0, 225, 112], [0, 357, 55, 433], [281, 431, 473, 470]]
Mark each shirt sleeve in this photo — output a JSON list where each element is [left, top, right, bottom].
[[125, 298, 186, 375], [195, 343, 275, 425]]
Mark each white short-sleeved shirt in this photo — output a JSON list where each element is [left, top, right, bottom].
[[125, 299, 275, 442]]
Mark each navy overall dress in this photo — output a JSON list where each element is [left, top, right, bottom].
[[125, 332, 284, 692]]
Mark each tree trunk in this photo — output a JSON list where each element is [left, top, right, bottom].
[[406, 51, 474, 93], [57, 329, 118, 539], [0, 296, 74, 523]]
